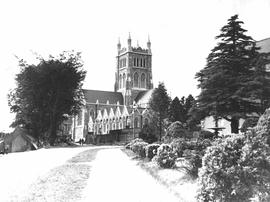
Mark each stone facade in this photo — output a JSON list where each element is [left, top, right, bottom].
[[69, 34, 154, 142]]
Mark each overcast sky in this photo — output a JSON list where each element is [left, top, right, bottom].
[[0, 0, 270, 132]]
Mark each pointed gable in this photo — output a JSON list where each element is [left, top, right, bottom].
[[96, 110, 103, 121], [103, 109, 109, 120], [122, 105, 129, 117], [109, 108, 115, 119], [115, 106, 121, 118]]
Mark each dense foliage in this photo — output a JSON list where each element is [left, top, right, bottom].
[[195, 14, 269, 133], [154, 144, 177, 168], [149, 82, 171, 141], [197, 131, 270, 201], [131, 141, 149, 158], [164, 121, 189, 142], [8, 51, 86, 145], [145, 143, 160, 160], [139, 124, 158, 143]]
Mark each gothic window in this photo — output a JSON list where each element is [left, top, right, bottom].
[[123, 73, 126, 88], [143, 59, 146, 67], [134, 117, 139, 128], [119, 74, 122, 89], [123, 58, 126, 67], [141, 73, 146, 88], [90, 109, 94, 119], [137, 58, 139, 67], [140, 58, 143, 67], [134, 72, 139, 87], [133, 58, 136, 66], [144, 118, 149, 126]]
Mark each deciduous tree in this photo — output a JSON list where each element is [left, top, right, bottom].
[[9, 51, 86, 145]]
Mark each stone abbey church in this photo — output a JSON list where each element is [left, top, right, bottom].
[[67, 35, 154, 142]]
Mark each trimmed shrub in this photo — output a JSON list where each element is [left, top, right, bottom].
[[145, 143, 160, 160], [170, 138, 188, 157], [125, 138, 144, 149], [131, 141, 148, 158], [164, 121, 189, 142], [139, 125, 158, 143], [197, 132, 270, 202], [198, 130, 215, 139], [154, 144, 177, 168], [255, 108, 270, 146]]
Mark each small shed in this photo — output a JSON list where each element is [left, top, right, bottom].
[[1, 127, 37, 153]]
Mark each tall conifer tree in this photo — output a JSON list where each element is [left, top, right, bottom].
[[196, 15, 263, 134]]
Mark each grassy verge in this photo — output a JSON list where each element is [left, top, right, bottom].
[[22, 148, 99, 202], [121, 148, 198, 202]]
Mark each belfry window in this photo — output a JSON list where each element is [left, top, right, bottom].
[[123, 58, 126, 67], [134, 72, 139, 87], [141, 73, 146, 88], [119, 74, 122, 89], [123, 73, 126, 88]]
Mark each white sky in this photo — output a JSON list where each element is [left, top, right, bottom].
[[0, 0, 270, 132]]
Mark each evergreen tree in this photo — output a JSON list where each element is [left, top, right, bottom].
[[183, 94, 195, 122], [169, 97, 185, 123], [195, 14, 263, 134], [149, 82, 171, 141]]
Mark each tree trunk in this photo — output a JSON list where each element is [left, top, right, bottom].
[[231, 117, 239, 134]]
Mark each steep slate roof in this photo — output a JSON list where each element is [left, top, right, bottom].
[[82, 89, 124, 105], [135, 89, 154, 107], [256, 38, 270, 53]]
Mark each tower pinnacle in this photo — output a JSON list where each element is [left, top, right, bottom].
[[128, 32, 132, 51]]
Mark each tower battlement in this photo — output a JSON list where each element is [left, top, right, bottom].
[[115, 34, 153, 106]]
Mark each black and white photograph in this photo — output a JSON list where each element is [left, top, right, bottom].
[[0, 0, 270, 201]]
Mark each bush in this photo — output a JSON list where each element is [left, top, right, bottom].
[[145, 143, 160, 160], [125, 138, 144, 149], [131, 141, 148, 158], [170, 138, 188, 157], [197, 132, 270, 202], [154, 144, 177, 168], [240, 117, 259, 132], [163, 121, 189, 143], [198, 130, 215, 139], [139, 125, 158, 143]]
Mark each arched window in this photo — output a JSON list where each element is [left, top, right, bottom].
[[89, 109, 94, 120], [137, 58, 139, 67], [140, 58, 143, 67], [143, 59, 146, 67], [144, 118, 149, 126], [119, 74, 122, 89], [134, 72, 139, 87], [134, 117, 139, 128], [141, 73, 146, 88], [133, 58, 136, 66], [123, 73, 126, 88]]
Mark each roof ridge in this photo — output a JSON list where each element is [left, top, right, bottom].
[[256, 37, 270, 43], [82, 89, 122, 94]]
